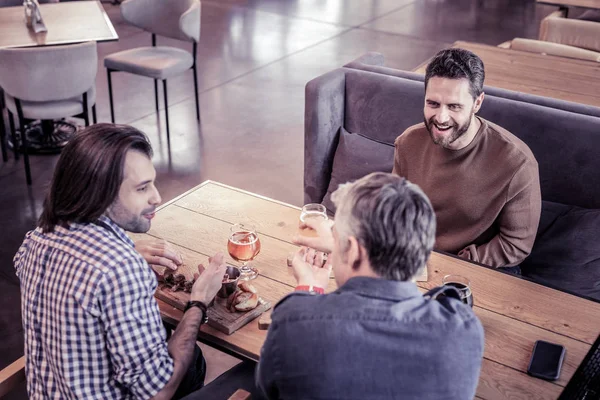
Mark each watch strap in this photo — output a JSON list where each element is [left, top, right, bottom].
[[295, 285, 325, 295], [184, 301, 209, 324]]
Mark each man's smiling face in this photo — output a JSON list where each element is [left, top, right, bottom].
[[423, 76, 483, 150]]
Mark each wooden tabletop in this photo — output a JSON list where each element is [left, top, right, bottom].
[[413, 40, 600, 108], [0, 0, 118, 49], [537, 0, 600, 10], [133, 180, 600, 400]]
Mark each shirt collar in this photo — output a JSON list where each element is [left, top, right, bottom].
[[95, 215, 135, 247], [336, 276, 422, 302]]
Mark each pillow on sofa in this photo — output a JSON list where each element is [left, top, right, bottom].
[[520, 201, 600, 301], [322, 127, 395, 213]]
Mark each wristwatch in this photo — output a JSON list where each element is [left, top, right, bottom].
[[184, 301, 209, 325]]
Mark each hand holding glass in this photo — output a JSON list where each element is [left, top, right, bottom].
[[299, 204, 328, 238]]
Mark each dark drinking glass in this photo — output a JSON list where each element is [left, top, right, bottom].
[[443, 275, 473, 307]]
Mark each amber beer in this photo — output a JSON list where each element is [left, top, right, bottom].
[[227, 231, 261, 262], [299, 204, 328, 237]]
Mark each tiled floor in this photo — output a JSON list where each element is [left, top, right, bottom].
[[0, 0, 558, 396]]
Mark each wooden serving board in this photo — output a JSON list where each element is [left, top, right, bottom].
[[155, 284, 271, 335]]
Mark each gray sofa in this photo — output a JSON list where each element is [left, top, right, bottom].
[[304, 53, 600, 300]]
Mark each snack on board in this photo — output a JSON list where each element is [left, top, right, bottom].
[[227, 282, 259, 312], [158, 272, 195, 293]]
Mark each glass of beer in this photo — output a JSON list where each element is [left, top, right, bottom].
[[299, 204, 328, 238], [227, 223, 261, 281], [442, 275, 473, 307]]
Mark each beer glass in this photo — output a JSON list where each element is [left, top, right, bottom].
[[299, 204, 328, 238], [227, 223, 261, 280], [442, 275, 473, 307]]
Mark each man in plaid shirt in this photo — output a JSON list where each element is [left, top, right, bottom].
[[14, 124, 228, 399]]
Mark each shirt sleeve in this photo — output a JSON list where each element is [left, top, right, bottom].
[[99, 255, 174, 399], [459, 161, 542, 267], [13, 231, 33, 279]]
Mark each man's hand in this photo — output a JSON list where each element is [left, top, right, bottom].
[[135, 239, 183, 270], [292, 247, 332, 289], [292, 218, 335, 253], [191, 253, 227, 304]]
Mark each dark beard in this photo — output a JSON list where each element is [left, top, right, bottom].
[[424, 105, 476, 148], [424, 116, 472, 148]]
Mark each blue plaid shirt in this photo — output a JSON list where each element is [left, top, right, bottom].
[[14, 216, 173, 399]]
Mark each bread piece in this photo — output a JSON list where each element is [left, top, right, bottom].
[[238, 282, 257, 294], [227, 290, 243, 311], [234, 292, 259, 312]]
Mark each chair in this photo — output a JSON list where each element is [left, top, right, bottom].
[[0, 356, 25, 398], [0, 41, 97, 184], [498, 37, 600, 62], [496, 10, 600, 62], [539, 10, 600, 53], [0, 0, 58, 161], [104, 0, 201, 141]]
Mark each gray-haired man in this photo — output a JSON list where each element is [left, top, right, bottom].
[[256, 172, 484, 400]]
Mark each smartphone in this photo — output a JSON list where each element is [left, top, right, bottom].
[[527, 340, 566, 381]]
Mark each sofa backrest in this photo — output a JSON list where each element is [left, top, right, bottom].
[[344, 54, 600, 118], [339, 68, 600, 209]]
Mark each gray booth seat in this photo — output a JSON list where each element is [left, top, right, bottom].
[[304, 60, 600, 300]]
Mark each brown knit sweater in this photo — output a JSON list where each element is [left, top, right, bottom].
[[393, 117, 541, 268]]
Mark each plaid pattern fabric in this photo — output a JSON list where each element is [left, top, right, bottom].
[[14, 216, 173, 399]]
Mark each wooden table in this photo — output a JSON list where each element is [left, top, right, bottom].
[[0, 0, 118, 49], [414, 41, 600, 108], [133, 180, 600, 400]]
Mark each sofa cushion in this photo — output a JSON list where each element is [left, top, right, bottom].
[[322, 127, 395, 213], [520, 201, 600, 301]]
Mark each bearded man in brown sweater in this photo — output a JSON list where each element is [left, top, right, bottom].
[[393, 48, 541, 268]]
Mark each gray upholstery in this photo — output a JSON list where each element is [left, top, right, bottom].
[[520, 201, 600, 301], [104, 46, 193, 79], [305, 64, 600, 211], [120, 0, 201, 43], [321, 127, 394, 212], [0, 41, 98, 103], [4, 87, 96, 121]]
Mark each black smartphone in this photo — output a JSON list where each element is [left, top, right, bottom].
[[527, 340, 566, 381]]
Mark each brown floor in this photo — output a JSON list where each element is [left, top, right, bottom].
[[0, 0, 559, 396]]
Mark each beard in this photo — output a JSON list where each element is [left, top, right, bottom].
[[106, 200, 155, 233], [424, 111, 474, 149]]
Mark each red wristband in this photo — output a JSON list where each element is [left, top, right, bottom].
[[295, 285, 325, 294]]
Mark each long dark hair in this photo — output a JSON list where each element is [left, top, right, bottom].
[[39, 123, 153, 233]]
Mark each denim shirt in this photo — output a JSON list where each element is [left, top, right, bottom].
[[256, 276, 484, 400]]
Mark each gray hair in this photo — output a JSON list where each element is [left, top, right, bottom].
[[331, 172, 436, 281]]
